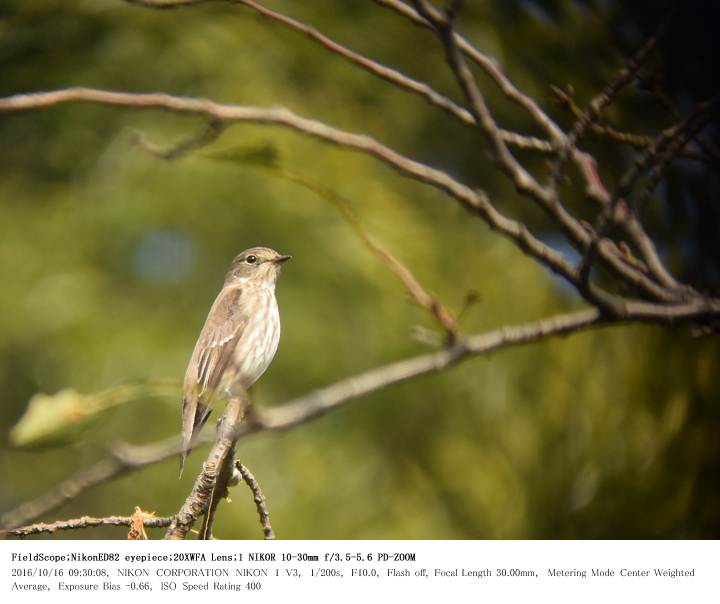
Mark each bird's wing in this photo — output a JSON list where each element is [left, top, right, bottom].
[[180, 286, 247, 473]]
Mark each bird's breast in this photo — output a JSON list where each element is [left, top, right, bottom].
[[232, 288, 280, 388]]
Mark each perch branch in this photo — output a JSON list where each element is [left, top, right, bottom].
[[166, 395, 245, 539]]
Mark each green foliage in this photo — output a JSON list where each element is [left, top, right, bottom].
[[0, 0, 717, 539]]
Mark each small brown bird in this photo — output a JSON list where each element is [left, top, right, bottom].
[[180, 246, 290, 475]]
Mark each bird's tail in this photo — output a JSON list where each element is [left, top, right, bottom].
[[179, 399, 213, 478]]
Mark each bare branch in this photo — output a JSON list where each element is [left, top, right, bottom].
[[412, 0, 551, 204], [551, 86, 709, 162], [235, 0, 549, 153], [580, 97, 719, 293], [379, 0, 679, 300], [0, 88, 483, 211], [128, 0, 564, 150], [0, 87, 581, 293], [374, 0, 567, 145], [112, 2, 692, 304], [235, 462, 275, 540], [241, 0, 473, 126], [6, 291, 719, 538], [247, 308, 604, 433], [2, 308, 605, 532], [2, 510, 174, 538], [634, 99, 719, 211], [2, 87, 715, 308], [551, 15, 670, 192], [409, 0, 621, 303]]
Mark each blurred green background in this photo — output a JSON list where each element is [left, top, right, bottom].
[[0, 0, 718, 539]]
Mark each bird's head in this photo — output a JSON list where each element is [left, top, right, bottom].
[[224, 246, 291, 286]]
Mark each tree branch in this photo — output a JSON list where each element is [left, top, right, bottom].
[[551, 85, 709, 162], [6, 293, 718, 538], [377, 0, 681, 303], [374, 0, 567, 145], [235, 462, 274, 540], [0, 87, 583, 296], [412, 0, 553, 207], [166, 395, 245, 539], [550, 13, 670, 193], [580, 98, 719, 294], [245, 308, 606, 434], [2, 308, 606, 533], [2, 510, 174, 538], [234, 0, 550, 153], [117, 0, 690, 306]]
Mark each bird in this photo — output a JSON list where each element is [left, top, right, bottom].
[[179, 246, 290, 476]]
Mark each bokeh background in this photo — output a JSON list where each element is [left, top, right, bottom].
[[0, 0, 718, 539]]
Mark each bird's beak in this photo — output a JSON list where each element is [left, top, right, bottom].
[[274, 254, 292, 264]]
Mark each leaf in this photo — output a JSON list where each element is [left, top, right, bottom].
[[128, 506, 153, 540], [202, 143, 280, 168], [9, 382, 177, 449]]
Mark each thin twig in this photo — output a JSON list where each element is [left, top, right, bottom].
[[634, 100, 718, 211], [254, 165, 462, 342], [550, 15, 670, 192], [546, 17, 680, 296], [374, 0, 567, 145], [547, 16, 692, 299], [579, 97, 719, 292], [235, 462, 275, 539], [550, 85, 709, 162]]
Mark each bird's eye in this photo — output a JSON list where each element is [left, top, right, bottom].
[[246, 255, 258, 264]]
